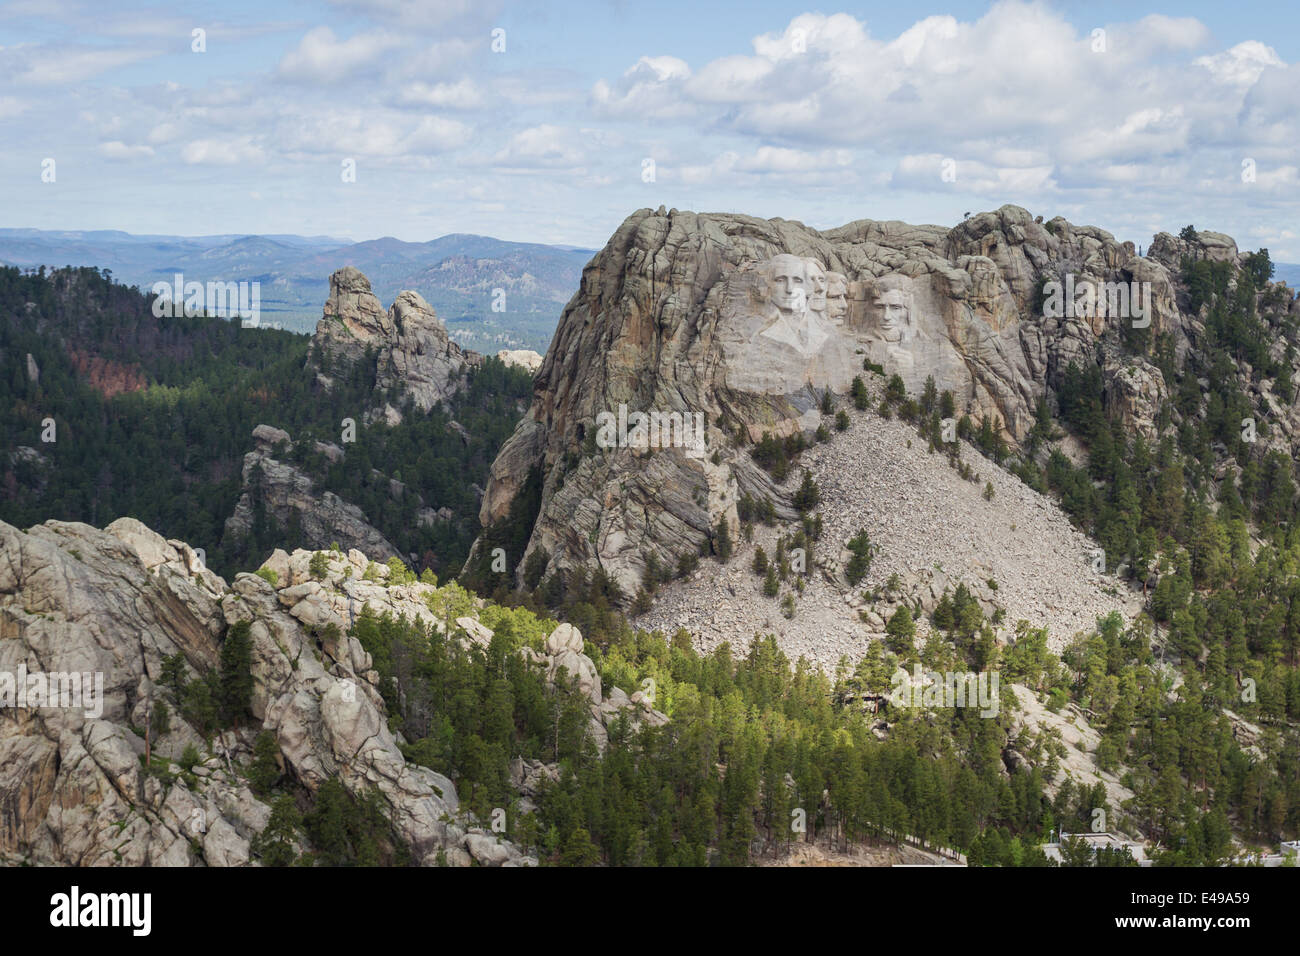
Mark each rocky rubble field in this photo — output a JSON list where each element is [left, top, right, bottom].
[[635, 379, 1143, 668]]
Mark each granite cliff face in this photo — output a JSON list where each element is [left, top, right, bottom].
[[475, 205, 1295, 599], [0, 516, 651, 865], [308, 266, 482, 422]]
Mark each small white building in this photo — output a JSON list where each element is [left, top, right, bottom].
[[1042, 831, 1151, 867]]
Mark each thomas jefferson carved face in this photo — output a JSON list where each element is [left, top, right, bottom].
[[806, 260, 827, 313], [766, 254, 808, 316]]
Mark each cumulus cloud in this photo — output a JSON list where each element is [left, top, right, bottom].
[[1124, 14, 1211, 52], [589, 0, 1297, 219], [1196, 41, 1285, 87], [492, 125, 585, 170], [592, 56, 696, 120], [278, 27, 403, 83]]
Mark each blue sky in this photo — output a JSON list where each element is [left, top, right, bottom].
[[1, 0, 1297, 257]]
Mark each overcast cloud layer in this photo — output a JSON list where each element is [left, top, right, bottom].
[[1, 0, 1296, 257]]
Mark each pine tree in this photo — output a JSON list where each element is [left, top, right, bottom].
[[844, 529, 873, 585], [218, 620, 254, 727], [763, 564, 780, 598], [248, 730, 282, 795], [715, 516, 733, 563], [885, 606, 916, 653], [851, 375, 870, 410]]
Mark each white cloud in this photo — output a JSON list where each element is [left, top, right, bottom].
[[278, 27, 402, 83], [890, 154, 1056, 195], [396, 79, 485, 110], [275, 110, 470, 158], [180, 137, 265, 165], [676, 146, 856, 186], [592, 55, 697, 119], [686, 55, 773, 103], [1, 44, 155, 85], [590, 0, 1297, 205], [1253, 164, 1300, 192], [1196, 41, 1285, 87], [99, 140, 155, 160], [1127, 14, 1211, 52], [752, 13, 869, 61], [492, 125, 585, 169]]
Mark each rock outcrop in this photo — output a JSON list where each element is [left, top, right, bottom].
[[1148, 229, 1240, 268], [496, 349, 544, 373], [307, 266, 483, 421], [0, 516, 535, 866], [252, 550, 667, 752], [223, 425, 401, 561], [525, 622, 667, 751]]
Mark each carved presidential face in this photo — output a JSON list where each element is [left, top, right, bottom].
[[877, 288, 911, 342], [826, 272, 848, 323], [806, 260, 827, 313], [766, 254, 808, 316], [718, 255, 861, 396]]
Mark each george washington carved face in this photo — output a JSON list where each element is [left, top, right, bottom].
[[766, 254, 808, 317], [718, 255, 867, 395]]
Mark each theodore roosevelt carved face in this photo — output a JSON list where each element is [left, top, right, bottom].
[[826, 272, 848, 324]]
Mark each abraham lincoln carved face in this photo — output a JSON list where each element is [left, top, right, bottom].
[[875, 287, 913, 343]]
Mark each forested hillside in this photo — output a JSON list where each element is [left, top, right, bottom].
[[0, 265, 532, 578], [456, 234, 1300, 862]]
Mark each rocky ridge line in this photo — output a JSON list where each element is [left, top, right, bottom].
[[0, 515, 661, 865]]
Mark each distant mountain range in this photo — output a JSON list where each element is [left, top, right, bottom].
[[0, 228, 595, 352]]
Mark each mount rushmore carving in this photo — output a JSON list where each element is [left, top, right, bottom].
[[474, 205, 1195, 594], [719, 252, 952, 398]]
